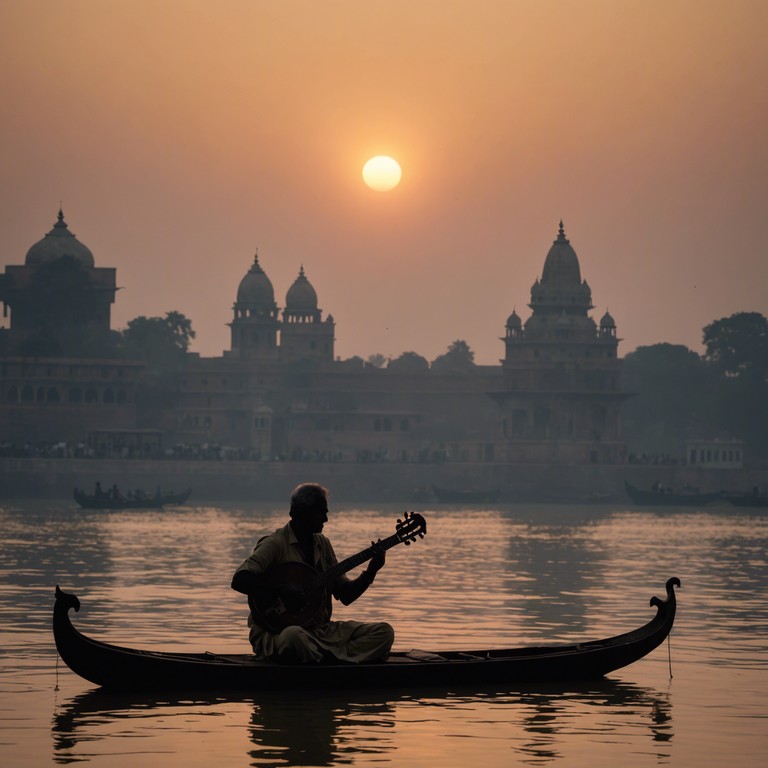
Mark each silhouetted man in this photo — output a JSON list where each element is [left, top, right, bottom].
[[231, 482, 393, 664]]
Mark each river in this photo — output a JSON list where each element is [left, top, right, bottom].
[[1, 500, 766, 767]]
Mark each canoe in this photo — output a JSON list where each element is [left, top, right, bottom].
[[624, 481, 720, 507], [52, 578, 680, 691], [724, 493, 768, 508], [431, 486, 501, 504], [73, 488, 192, 509]]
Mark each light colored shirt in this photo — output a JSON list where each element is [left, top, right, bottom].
[[235, 522, 352, 626]]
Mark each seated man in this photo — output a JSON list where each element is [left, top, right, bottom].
[[231, 482, 394, 664]]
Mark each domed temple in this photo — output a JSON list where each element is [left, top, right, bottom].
[[1, 215, 627, 474], [0, 211, 144, 448], [0, 210, 117, 348], [495, 223, 627, 463]]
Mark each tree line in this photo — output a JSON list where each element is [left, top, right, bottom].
[[622, 312, 768, 463]]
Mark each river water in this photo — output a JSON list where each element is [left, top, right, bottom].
[[0, 500, 766, 767]]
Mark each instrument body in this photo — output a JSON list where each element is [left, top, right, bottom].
[[248, 512, 427, 633]]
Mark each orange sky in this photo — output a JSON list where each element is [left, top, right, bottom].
[[1, 0, 766, 363]]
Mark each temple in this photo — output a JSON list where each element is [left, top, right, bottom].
[[1, 213, 626, 465]]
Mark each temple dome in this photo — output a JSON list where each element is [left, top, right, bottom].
[[541, 221, 581, 286], [506, 309, 522, 328], [285, 266, 318, 311], [600, 310, 616, 328], [25, 210, 95, 268], [236, 253, 275, 307]]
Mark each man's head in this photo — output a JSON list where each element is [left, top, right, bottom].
[[289, 483, 329, 535]]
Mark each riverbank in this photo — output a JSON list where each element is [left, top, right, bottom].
[[1, 456, 764, 503]]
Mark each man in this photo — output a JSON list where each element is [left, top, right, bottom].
[[231, 482, 394, 664]]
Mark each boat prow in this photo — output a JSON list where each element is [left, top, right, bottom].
[[53, 578, 680, 692]]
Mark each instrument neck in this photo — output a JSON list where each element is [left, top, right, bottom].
[[313, 532, 402, 590]]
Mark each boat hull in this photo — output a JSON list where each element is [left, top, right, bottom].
[[53, 579, 680, 691], [73, 488, 192, 509], [724, 494, 768, 508], [624, 481, 720, 507], [431, 486, 501, 504]]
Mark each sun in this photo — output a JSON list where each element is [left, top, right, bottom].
[[362, 156, 402, 191]]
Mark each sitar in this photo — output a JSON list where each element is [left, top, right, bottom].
[[248, 511, 427, 633]]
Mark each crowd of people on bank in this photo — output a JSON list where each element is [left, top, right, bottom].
[[627, 452, 680, 465], [0, 441, 455, 463]]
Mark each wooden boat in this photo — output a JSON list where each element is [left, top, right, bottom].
[[73, 487, 192, 510], [624, 481, 720, 507], [431, 485, 501, 504], [723, 492, 768, 508], [53, 577, 680, 691]]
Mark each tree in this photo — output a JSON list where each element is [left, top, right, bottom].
[[431, 340, 475, 373], [387, 351, 430, 373], [164, 310, 196, 353], [121, 311, 196, 372], [703, 312, 768, 383], [366, 353, 389, 369], [621, 343, 720, 457], [702, 313, 768, 462]]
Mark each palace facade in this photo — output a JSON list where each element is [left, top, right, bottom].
[[1, 213, 627, 464]]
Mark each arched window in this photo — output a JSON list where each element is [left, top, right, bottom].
[[47, 387, 60, 402], [85, 387, 98, 403], [69, 387, 83, 403], [21, 385, 34, 402], [116, 390, 127, 403], [36, 387, 46, 402], [6, 385, 18, 402], [103, 388, 115, 403]]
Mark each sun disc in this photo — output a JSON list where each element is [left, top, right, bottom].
[[362, 156, 402, 191]]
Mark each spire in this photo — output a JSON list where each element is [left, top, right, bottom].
[[54, 207, 68, 230], [556, 220, 569, 243], [250, 249, 265, 274]]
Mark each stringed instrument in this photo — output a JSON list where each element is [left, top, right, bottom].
[[248, 511, 427, 633]]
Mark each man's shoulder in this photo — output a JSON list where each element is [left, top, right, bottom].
[[254, 523, 292, 547]]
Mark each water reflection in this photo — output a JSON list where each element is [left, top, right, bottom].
[[51, 679, 673, 766], [248, 693, 396, 766]]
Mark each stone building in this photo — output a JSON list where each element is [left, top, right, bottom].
[[0, 211, 144, 449], [1, 214, 627, 464], [174, 224, 627, 465], [493, 222, 627, 463], [0, 210, 117, 349]]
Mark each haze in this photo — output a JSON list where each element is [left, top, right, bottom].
[[1, 0, 766, 364]]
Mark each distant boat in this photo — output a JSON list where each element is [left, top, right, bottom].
[[431, 486, 501, 504], [73, 488, 192, 510], [624, 481, 720, 507], [723, 492, 768, 508]]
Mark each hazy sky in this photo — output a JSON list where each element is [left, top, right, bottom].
[[1, 1, 766, 364]]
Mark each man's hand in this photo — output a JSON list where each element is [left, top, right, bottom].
[[367, 539, 386, 575]]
